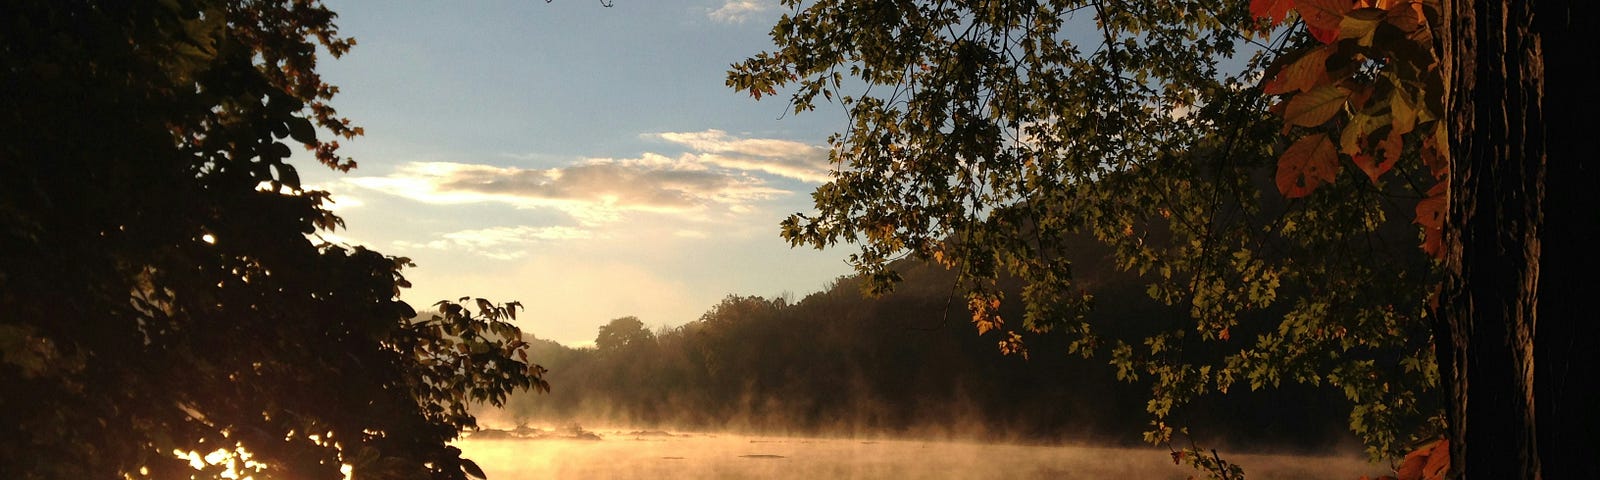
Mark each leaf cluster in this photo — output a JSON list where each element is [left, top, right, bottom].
[[729, 0, 1445, 471]]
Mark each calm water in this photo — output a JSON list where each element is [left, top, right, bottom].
[[457, 430, 1386, 479]]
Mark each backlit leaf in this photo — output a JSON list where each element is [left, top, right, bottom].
[[1276, 133, 1340, 198], [1250, 0, 1297, 24], [1396, 438, 1448, 480], [1421, 439, 1450, 480], [1338, 8, 1385, 45], [1351, 127, 1402, 183], [1264, 45, 1333, 95], [1297, 0, 1352, 43], [1415, 183, 1447, 258], [1352, 153, 1396, 184], [1284, 85, 1350, 127], [1340, 112, 1390, 154]]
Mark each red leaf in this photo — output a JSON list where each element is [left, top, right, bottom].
[[1421, 439, 1450, 480], [1251, 0, 1297, 24], [1284, 84, 1351, 127], [1297, 0, 1353, 43], [1276, 133, 1340, 198], [1396, 439, 1449, 480], [1415, 183, 1448, 258]]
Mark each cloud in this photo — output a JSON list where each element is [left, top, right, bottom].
[[395, 225, 594, 260], [653, 129, 832, 183], [708, 0, 776, 24], [345, 155, 786, 225]]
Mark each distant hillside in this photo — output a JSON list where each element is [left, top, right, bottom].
[[494, 255, 1360, 452]]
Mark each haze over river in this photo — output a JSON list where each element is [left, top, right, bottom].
[[456, 429, 1385, 479]]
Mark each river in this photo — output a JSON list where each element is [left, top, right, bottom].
[[455, 429, 1386, 479]]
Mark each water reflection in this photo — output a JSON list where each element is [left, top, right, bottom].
[[457, 429, 1384, 480]]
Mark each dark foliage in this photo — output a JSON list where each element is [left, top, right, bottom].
[[505, 257, 1358, 452], [1, 2, 542, 478]]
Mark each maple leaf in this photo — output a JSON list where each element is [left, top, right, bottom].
[[1250, 0, 1297, 24], [1276, 133, 1340, 198], [1297, 0, 1353, 43], [1263, 45, 1333, 95], [1284, 84, 1351, 127]]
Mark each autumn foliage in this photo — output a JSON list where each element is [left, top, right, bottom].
[[1252, 0, 1448, 257]]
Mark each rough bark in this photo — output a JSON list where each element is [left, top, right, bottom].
[[1438, 0, 1544, 478], [1532, 1, 1600, 479]]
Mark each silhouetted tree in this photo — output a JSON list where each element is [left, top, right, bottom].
[[0, 2, 543, 479], [596, 316, 656, 355]]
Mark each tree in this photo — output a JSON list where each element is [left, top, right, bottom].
[[1434, 1, 1597, 478], [1, 1, 545, 479], [595, 316, 656, 354], [730, 0, 1595, 477]]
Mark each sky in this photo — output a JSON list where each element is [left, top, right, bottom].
[[298, 0, 857, 346]]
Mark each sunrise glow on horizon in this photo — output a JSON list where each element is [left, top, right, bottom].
[[300, 1, 855, 346]]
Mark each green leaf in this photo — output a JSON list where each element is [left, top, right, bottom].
[[462, 459, 488, 479]]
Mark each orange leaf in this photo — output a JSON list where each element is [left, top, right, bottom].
[[1284, 85, 1351, 127], [1251, 0, 1297, 24], [1276, 133, 1340, 198], [1352, 127, 1402, 183], [1377, 128, 1403, 164], [1297, 0, 1353, 43], [1264, 45, 1334, 95], [1396, 439, 1449, 480], [1421, 439, 1450, 480], [1415, 183, 1448, 258], [1352, 154, 1385, 184]]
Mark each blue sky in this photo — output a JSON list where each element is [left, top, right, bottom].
[[299, 0, 857, 346]]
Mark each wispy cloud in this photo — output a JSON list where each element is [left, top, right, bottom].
[[345, 154, 786, 225], [653, 129, 832, 183], [345, 131, 829, 226], [395, 225, 594, 260], [708, 0, 776, 24]]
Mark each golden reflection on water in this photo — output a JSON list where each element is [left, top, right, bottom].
[[457, 430, 1385, 480]]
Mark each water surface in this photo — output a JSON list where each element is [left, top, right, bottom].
[[458, 430, 1384, 479]]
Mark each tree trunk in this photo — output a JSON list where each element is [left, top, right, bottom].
[[1438, 0, 1543, 478], [1532, 1, 1600, 479]]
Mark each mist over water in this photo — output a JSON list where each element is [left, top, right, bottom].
[[457, 428, 1385, 480]]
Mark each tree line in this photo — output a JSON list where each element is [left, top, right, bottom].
[[501, 254, 1360, 452]]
